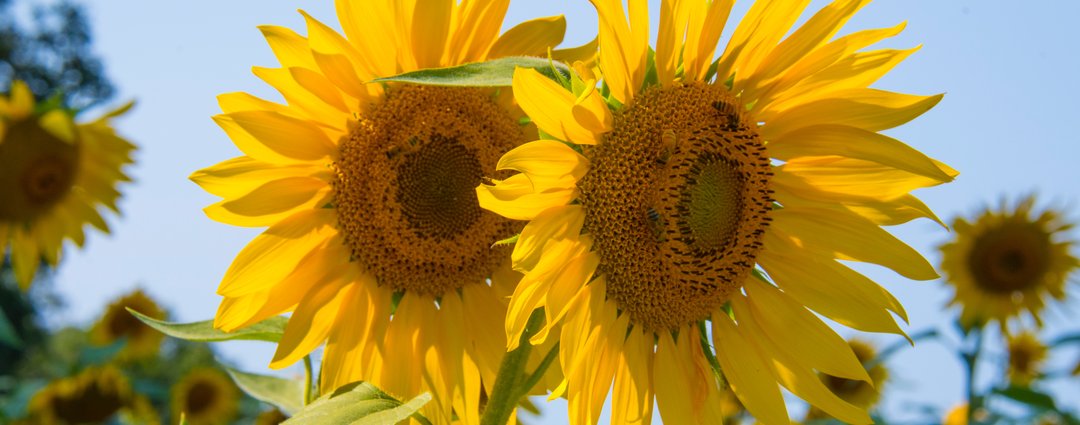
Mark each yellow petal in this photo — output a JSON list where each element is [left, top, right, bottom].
[[588, 0, 647, 104], [497, 139, 588, 182], [222, 111, 335, 161], [10, 228, 39, 290], [846, 194, 946, 227], [610, 329, 654, 425], [204, 177, 331, 228], [655, 0, 690, 86], [769, 124, 954, 182], [731, 298, 872, 424], [488, 16, 566, 58], [217, 92, 290, 115], [552, 37, 599, 65], [38, 110, 77, 144], [743, 278, 871, 382], [476, 173, 576, 221], [446, 0, 509, 64], [8, 80, 34, 119], [513, 204, 585, 271], [711, 312, 789, 425], [760, 231, 911, 334], [270, 277, 351, 368], [771, 205, 938, 280], [505, 238, 583, 349], [780, 47, 920, 105], [300, 11, 380, 101], [252, 67, 350, 129], [190, 156, 329, 199], [410, 0, 452, 68], [683, 0, 734, 82], [530, 250, 599, 346], [774, 156, 953, 203], [258, 25, 317, 69], [761, 89, 943, 139], [334, 0, 399, 76], [321, 278, 391, 393], [216, 209, 336, 297], [716, 0, 811, 85], [655, 331, 716, 424], [512, 67, 609, 145]]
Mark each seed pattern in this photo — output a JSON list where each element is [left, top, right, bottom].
[[968, 223, 1051, 294], [334, 85, 525, 296], [579, 83, 773, 331]]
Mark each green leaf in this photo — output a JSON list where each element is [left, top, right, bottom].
[[0, 308, 21, 348], [127, 308, 287, 343], [227, 368, 305, 415], [282, 381, 433, 425], [993, 385, 1058, 411], [374, 56, 571, 87]]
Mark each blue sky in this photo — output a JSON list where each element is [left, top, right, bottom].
[[37, 0, 1080, 422]]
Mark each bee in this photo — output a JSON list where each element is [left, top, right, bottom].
[[657, 129, 678, 166], [646, 207, 666, 243]]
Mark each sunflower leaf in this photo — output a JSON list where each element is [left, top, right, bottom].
[[992, 385, 1057, 412], [127, 308, 287, 343], [373, 56, 571, 87], [282, 381, 433, 425], [226, 368, 305, 415]]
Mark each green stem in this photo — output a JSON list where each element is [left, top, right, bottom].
[[963, 326, 985, 424], [303, 355, 315, 405], [481, 309, 545, 425], [514, 342, 560, 401]]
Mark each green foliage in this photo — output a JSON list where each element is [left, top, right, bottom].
[[282, 381, 432, 425], [227, 368, 305, 416], [127, 308, 288, 343], [374, 56, 571, 87], [0, 0, 114, 110]]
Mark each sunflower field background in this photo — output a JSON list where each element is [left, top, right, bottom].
[[1, 0, 1078, 424]]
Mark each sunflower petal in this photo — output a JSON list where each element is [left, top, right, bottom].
[[512, 67, 609, 145], [514, 204, 585, 271], [204, 177, 331, 228], [488, 16, 566, 58], [761, 89, 943, 138], [476, 173, 576, 221], [223, 111, 335, 161], [711, 311, 788, 425], [270, 277, 351, 368], [258, 25, 317, 69], [216, 209, 336, 297], [610, 329, 654, 425]]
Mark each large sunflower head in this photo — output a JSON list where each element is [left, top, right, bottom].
[[940, 195, 1078, 331], [0, 81, 136, 289], [89, 288, 166, 360], [191, 1, 578, 422], [1006, 330, 1048, 387], [25, 365, 156, 425], [477, 0, 954, 423], [170, 367, 239, 425]]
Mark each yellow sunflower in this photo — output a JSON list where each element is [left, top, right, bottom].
[[90, 288, 167, 360], [1006, 331, 1048, 387], [26, 365, 157, 425], [477, 0, 955, 423], [171, 367, 239, 425], [191, 1, 584, 423], [807, 339, 889, 420], [940, 195, 1078, 331], [0, 81, 136, 289]]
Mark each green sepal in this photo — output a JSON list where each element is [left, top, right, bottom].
[[492, 234, 519, 247], [127, 308, 287, 343], [282, 381, 433, 425], [227, 367, 306, 415], [373, 56, 571, 87]]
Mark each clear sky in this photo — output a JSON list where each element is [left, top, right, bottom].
[[38, 0, 1080, 422]]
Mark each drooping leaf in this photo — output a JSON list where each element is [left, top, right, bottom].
[[127, 308, 287, 343], [993, 385, 1058, 412], [374, 56, 570, 87], [227, 368, 305, 415], [282, 381, 432, 425]]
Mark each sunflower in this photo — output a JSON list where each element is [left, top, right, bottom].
[[940, 195, 1078, 331], [171, 367, 239, 425], [807, 339, 889, 420], [89, 288, 166, 360], [26, 365, 157, 425], [942, 404, 968, 425], [254, 408, 289, 425], [1006, 331, 1048, 387], [476, 0, 954, 423], [190, 1, 583, 422], [0, 81, 136, 289]]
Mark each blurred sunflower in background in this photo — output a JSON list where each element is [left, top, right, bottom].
[[89, 288, 166, 360], [477, 0, 953, 423], [0, 80, 136, 289], [254, 408, 289, 425], [940, 195, 1078, 331], [807, 339, 889, 421], [190, 1, 588, 422], [170, 367, 239, 425], [1005, 331, 1048, 387], [24, 365, 157, 425]]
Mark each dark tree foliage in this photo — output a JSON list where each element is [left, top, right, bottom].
[[0, 0, 114, 111]]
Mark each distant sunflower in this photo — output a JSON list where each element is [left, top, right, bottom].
[[90, 288, 166, 360], [941, 196, 1078, 331], [0, 81, 136, 289], [171, 367, 239, 425], [943, 404, 968, 425], [26, 365, 156, 425], [191, 1, 583, 422], [807, 339, 889, 420], [254, 408, 288, 425], [477, 0, 954, 423], [1006, 331, 1047, 386]]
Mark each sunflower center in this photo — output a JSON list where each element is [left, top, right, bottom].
[[334, 85, 524, 296], [0, 118, 79, 221], [53, 380, 126, 423], [579, 83, 773, 331], [186, 380, 219, 416], [968, 223, 1051, 294]]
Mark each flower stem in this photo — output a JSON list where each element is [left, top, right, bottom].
[[481, 309, 545, 425], [963, 326, 985, 424], [303, 355, 315, 405]]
